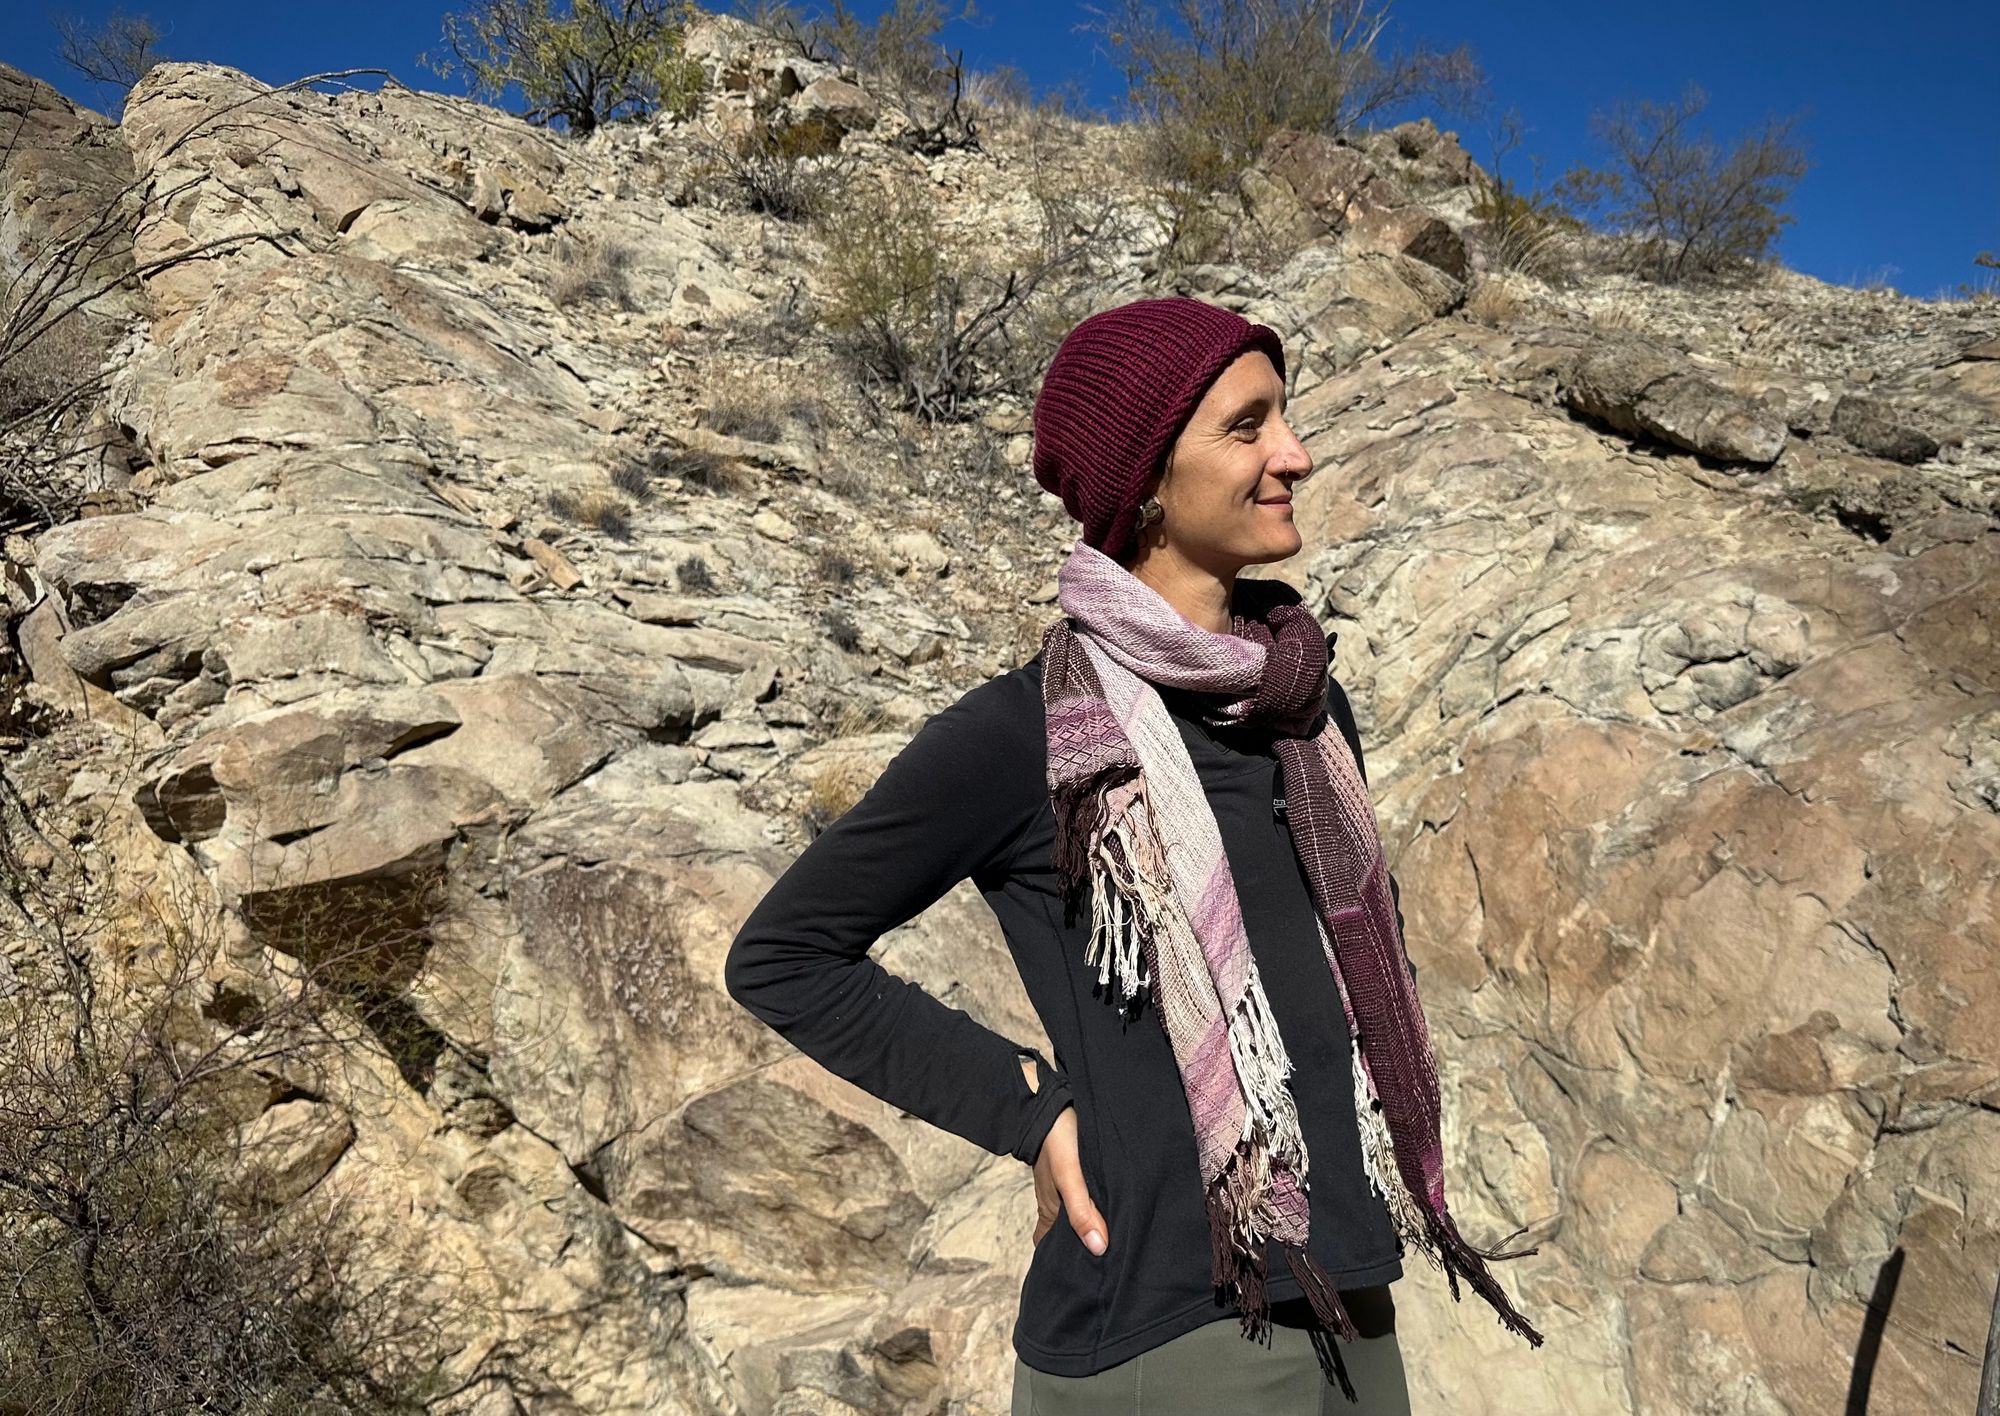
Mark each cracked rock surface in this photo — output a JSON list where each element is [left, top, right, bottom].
[[4, 15, 1998, 1414]]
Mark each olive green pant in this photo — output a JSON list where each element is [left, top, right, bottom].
[[1010, 1287, 1411, 1415]]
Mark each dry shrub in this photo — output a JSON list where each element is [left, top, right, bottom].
[[711, 275, 813, 360], [1551, 80, 1808, 287], [800, 753, 874, 834], [821, 607, 861, 651], [676, 553, 717, 591], [1579, 291, 1648, 332], [609, 455, 658, 501], [703, 373, 824, 445], [816, 456, 871, 502], [0, 197, 133, 533], [959, 62, 1035, 127], [542, 231, 638, 309], [638, 445, 750, 495], [687, 110, 855, 220], [1938, 250, 2000, 305], [0, 304, 113, 425], [812, 167, 1102, 423], [827, 697, 890, 740], [1464, 274, 1528, 327], [1461, 109, 1582, 286], [815, 545, 857, 585], [1085, 0, 1485, 273], [736, 0, 983, 154], [545, 485, 634, 539], [0, 741, 508, 1412]]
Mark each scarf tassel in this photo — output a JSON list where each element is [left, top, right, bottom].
[[1204, 1154, 1368, 1404], [1352, 1035, 1434, 1248], [1078, 810, 1168, 1006], [1051, 774, 1113, 909], [1420, 1205, 1546, 1347], [1091, 794, 1310, 1170], [1282, 1243, 1363, 1402], [1204, 1156, 1272, 1344], [1350, 1036, 1547, 1348], [1228, 971, 1304, 1162]]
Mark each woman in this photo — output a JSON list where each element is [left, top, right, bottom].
[[725, 296, 1541, 1414]]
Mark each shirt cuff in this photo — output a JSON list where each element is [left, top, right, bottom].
[[1011, 1046, 1074, 1165]]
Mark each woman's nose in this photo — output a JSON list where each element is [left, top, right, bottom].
[[1274, 422, 1313, 477]]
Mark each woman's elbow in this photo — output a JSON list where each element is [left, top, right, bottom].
[[722, 930, 772, 1017], [722, 930, 825, 1032]]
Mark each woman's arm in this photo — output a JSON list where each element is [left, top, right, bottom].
[[724, 677, 1074, 1165]]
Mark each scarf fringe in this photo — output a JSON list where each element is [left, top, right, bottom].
[[1052, 774, 1113, 917], [1280, 1243, 1360, 1344], [1204, 1151, 1273, 1343], [1283, 1243, 1365, 1403], [1303, 1322, 1359, 1404], [1083, 808, 1157, 1002], [1420, 1205, 1547, 1347], [1351, 1032, 1548, 1347], [1228, 967, 1306, 1167], [1352, 1033, 1434, 1252], [1090, 788, 1311, 1171], [1209, 1163, 1368, 1403]]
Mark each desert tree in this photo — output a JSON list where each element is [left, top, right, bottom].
[[1080, 0, 1484, 268], [421, 0, 709, 136], [1552, 81, 1810, 285], [813, 161, 1132, 426], [48, 9, 166, 117], [1467, 105, 1587, 284], [1086, 0, 1481, 162]]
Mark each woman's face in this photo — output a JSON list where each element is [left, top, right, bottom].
[[1130, 349, 1314, 575]]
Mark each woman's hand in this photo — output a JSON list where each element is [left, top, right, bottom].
[[1030, 1104, 1108, 1256]]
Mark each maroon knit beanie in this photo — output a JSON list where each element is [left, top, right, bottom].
[[1031, 296, 1287, 564]]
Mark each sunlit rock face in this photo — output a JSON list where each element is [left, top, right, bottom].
[[4, 16, 1995, 1410]]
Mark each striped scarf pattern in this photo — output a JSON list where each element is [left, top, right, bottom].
[[1040, 539, 1543, 1368]]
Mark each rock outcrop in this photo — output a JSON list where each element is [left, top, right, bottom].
[[3, 14, 1996, 1413]]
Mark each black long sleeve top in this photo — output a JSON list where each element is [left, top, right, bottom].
[[723, 645, 1416, 1376]]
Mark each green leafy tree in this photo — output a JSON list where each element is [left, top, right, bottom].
[[422, 0, 708, 136]]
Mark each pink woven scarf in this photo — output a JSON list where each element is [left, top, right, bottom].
[[1040, 538, 1543, 1366]]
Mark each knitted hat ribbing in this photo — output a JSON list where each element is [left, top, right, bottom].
[[1031, 296, 1287, 563]]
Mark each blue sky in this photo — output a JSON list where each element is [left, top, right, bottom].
[[2, 1, 1992, 300]]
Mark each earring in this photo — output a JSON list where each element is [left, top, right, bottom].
[[1133, 496, 1164, 533]]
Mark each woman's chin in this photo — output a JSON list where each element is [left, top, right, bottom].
[[1257, 524, 1304, 558]]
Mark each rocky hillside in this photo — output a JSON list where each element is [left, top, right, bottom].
[[3, 14, 1997, 1414]]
